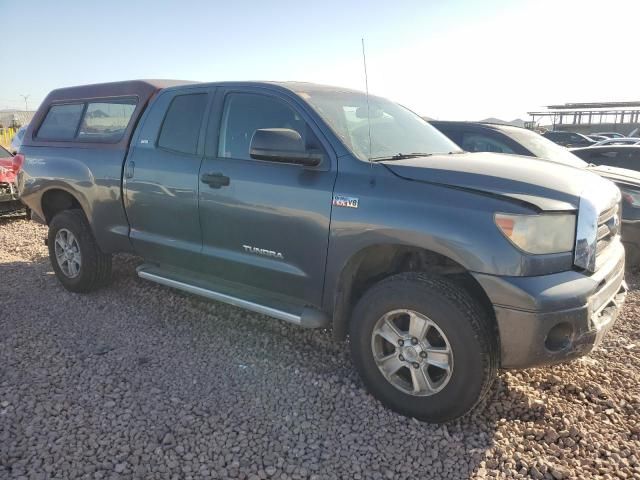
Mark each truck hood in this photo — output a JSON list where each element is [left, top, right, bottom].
[[587, 164, 640, 187], [382, 152, 612, 211]]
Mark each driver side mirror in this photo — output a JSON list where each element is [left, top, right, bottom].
[[250, 128, 323, 167]]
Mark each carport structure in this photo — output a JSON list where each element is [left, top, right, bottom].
[[528, 101, 640, 135]]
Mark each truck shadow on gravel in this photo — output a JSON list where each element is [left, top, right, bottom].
[[1, 253, 544, 479]]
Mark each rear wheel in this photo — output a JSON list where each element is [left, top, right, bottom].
[[349, 272, 498, 422], [48, 209, 112, 292]]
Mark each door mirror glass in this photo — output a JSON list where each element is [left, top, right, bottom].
[[250, 128, 323, 166]]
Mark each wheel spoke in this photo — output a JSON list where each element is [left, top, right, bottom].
[[376, 353, 404, 376], [371, 308, 454, 397], [410, 366, 434, 394], [425, 347, 451, 371], [375, 319, 403, 346], [408, 312, 429, 340], [54, 229, 82, 278]]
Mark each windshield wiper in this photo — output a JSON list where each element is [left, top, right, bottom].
[[370, 152, 434, 162], [371, 151, 465, 161]]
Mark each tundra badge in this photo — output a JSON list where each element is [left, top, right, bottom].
[[332, 194, 359, 209], [242, 245, 284, 260]]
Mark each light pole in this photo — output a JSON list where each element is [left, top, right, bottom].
[[20, 94, 30, 111]]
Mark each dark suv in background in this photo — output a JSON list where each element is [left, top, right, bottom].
[[572, 145, 640, 172], [430, 121, 640, 264]]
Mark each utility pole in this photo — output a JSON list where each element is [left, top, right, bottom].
[[20, 94, 30, 111]]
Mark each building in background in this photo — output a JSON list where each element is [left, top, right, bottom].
[[528, 102, 640, 135]]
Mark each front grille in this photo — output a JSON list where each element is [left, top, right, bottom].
[[595, 202, 621, 270]]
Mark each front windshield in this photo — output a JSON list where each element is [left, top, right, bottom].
[[300, 90, 461, 160], [0, 145, 11, 157], [505, 127, 588, 168]]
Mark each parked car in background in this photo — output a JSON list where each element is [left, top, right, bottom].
[[542, 130, 596, 147], [431, 121, 640, 264], [571, 145, 640, 171], [0, 145, 25, 215], [594, 132, 626, 139], [10, 125, 27, 154], [594, 138, 640, 146], [17, 80, 627, 423]]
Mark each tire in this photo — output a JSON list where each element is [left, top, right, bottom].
[[48, 209, 112, 293], [349, 272, 498, 423]]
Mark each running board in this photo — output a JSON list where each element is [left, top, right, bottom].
[[137, 268, 329, 328]]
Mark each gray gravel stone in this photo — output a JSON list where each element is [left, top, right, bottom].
[[1, 217, 639, 480]]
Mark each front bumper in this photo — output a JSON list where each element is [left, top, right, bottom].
[[472, 241, 627, 368]]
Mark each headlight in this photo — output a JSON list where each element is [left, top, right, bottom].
[[621, 187, 640, 208], [495, 213, 576, 254]]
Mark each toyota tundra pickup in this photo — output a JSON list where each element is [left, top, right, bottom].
[[17, 80, 627, 422]]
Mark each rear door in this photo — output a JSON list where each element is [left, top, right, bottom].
[[197, 87, 337, 307], [123, 87, 211, 269]]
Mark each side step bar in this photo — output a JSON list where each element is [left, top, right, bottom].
[[137, 269, 329, 328]]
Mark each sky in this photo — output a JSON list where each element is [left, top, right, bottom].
[[1, 0, 639, 121]]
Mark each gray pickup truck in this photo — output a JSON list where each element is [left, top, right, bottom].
[[17, 80, 627, 422]]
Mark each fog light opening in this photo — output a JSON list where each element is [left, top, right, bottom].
[[545, 322, 574, 352]]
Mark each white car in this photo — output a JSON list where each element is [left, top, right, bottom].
[[10, 125, 27, 154], [594, 137, 640, 146]]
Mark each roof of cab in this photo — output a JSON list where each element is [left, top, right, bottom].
[[156, 80, 367, 96], [43, 79, 366, 104], [43, 79, 196, 104]]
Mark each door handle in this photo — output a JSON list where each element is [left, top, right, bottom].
[[125, 161, 135, 179], [201, 172, 230, 188]]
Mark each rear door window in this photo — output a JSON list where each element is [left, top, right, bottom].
[[36, 104, 84, 140], [157, 94, 208, 155], [588, 149, 624, 167], [78, 101, 136, 142]]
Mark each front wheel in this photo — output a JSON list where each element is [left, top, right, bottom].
[[349, 272, 498, 422], [48, 209, 112, 293]]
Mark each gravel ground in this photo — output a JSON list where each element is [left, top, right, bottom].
[[1, 217, 639, 480]]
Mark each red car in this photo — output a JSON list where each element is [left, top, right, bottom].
[[0, 145, 25, 215]]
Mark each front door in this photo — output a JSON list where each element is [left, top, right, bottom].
[[198, 88, 336, 307], [124, 87, 211, 269]]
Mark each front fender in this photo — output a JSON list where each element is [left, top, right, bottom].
[[322, 162, 574, 314]]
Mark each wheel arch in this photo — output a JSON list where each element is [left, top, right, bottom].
[[330, 244, 497, 341], [41, 187, 88, 225]]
